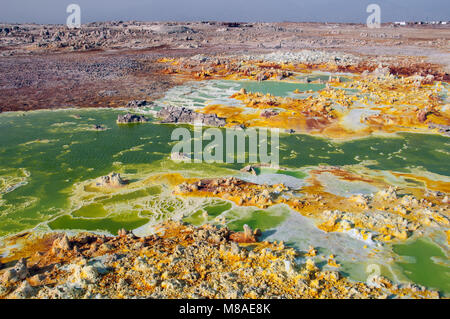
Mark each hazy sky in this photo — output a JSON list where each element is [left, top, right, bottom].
[[1, 0, 449, 24]]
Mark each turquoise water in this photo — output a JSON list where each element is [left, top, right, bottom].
[[0, 109, 449, 236], [238, 80, 325, 96], [0, 76, 449, 294]]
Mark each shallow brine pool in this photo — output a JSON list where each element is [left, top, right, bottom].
[[0, 77, 449, 295]]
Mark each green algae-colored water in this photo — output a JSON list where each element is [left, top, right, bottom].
[[154, 79, 327, 110], [0, 78, 449, 294], [1, 108, 448, 237], [393, 239, 450, 293]]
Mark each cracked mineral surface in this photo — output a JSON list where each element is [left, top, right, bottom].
[[0, 221, 441, 299], [0, 21, 449, 299]]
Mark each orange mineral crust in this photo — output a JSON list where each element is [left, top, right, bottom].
[[0, 221, 440, 299], [160, 54, 449, 140], [175, 168, 449, 243]]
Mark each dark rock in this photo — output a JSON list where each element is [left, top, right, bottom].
[[127, 100, 149, 108], [240, 165, 257, 175], [73, 233, 96, 245], [253, 228, 262, 237], [1, 258, 28, 284], [417, 109, 428, 122], [13, 258, 28, 281], [256, 72, 268, 82], [96, 172, 126, 187], [157, 106, 226, 127], [117, 113, 149, 124], [261, 110, 279, 118], [93, 124, 105, 130]]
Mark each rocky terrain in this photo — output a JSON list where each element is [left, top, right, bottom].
[[154, 54, 450, 139], [0, 221, 440, 299], [0, 21, 448, 300], [0, 21, 448, 113], [157, 105, 226, 126], [116, 113, 149, 124], [95, 172, 126, 187], [175, 172, 449, 244]]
